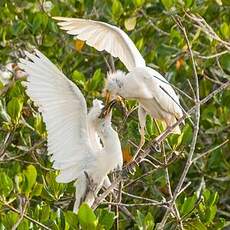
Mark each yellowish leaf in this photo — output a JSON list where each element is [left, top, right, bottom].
[[176, 57, 184, 70], [124, 17, 137, 31], [122, 145, 133, 164], [74, 39, 85, 52]]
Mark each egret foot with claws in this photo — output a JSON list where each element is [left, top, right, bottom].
[[150, 142, 161, 153], [125, 159, 139, 175]]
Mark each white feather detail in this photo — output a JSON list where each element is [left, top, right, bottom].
[[53, 17, 146, 71], [19, 49, 95, 183]]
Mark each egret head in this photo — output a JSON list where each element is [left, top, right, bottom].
[[88, 99, 104, 120], [89, 99, 112, 129], [103, 70, 126, 102]]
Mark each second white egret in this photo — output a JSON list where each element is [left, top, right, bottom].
[[19, 49, 123, 211]]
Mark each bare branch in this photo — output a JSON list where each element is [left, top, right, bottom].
[[12, 197, 29, 230], [0, 199, 51, 230], [192, 139, 229, 163], [159, 16, 201, 229]]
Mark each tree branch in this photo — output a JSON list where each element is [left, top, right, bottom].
[[158, 16, 200, 229]]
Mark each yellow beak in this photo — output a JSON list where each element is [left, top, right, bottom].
[[99, 99, 117, 118], [100, 93, 127, 118], [105, 90, 111, 105]]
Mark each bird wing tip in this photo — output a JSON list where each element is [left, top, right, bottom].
[[52, 16, 63, 20], [52, 16, 74, 21]]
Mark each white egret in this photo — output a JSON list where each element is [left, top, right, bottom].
[[53, 17, 184, 158], [18, 49, 123, 211]]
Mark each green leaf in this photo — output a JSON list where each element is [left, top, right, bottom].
[[1, 211, 18, 229], [0, 80, 4, 89], [32, 13, 48, 33], [136, 210, 154, 229], [40, 205, 51, 222], [136, 210, 145, 229], [207, 191, 219, 207], [22, 165, 37, 196], [220, 22, 230, 39], [180, 195, 196, 216], [72, 70, 86, 85], [124, 17, 137, 31], [144, 212, 155, 230], [161, 0, 174, 10], [133, 0, 145, 7], [146, 115, 154, 136], [112, 0, 123, 20], [186, 219, 207, 230], [98, 209, 115, 230], [8, 81, 25, 98], [206, 205, 217, 224], [45, 171, 66, 199], [64, 211, 78, 229], [34, 114, 45, 136], [12, 21, 27, 36], [87, 68, 103, 91], [184, 0, 193, 7], [136, 38, 144, 51], [17, 219, 29, 230], [0, 172, 13, 197], [7, 97, 23, 123], [31, 183, 43, 197], [219, 53, 230, 72], [78, 203, 97, 230], [181, 124, 193, 145]]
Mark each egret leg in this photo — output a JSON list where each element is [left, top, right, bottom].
[[133, 106, 147, 160], [103, 176, 111, 188], [126, 106, 147, 174], [132, 125, 145, 161]]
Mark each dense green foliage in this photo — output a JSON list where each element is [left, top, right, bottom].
[[0, 0, 230, 229]]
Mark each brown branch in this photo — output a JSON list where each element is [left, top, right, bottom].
[[0, 129, 15, 159], [12, 197, 29, 230]]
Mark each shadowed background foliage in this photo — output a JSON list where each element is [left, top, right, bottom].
[[0, 0, 230, 229]]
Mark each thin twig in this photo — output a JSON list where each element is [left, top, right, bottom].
[[185, 12, 230, 51], [102, 201, 168, 207], [192, 139, 229, 163], [195, 50, 228, 60], [121, 190, 164, 204], [0, 129, 15, 159], [115, 181, 123, 229], [141, 10, 170, 36], [0, 200, 51, 230], [12, 197, 29, 230]]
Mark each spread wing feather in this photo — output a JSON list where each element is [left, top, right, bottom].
[[53, 17, 146, 71], [18, 49, 94, 183]]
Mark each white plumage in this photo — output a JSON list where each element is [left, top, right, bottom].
[[18, 49, 123, 211], [54, 17, 184, 150], [53, 17, 145, 71]]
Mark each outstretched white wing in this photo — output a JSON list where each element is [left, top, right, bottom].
[[18, 49, 93, 183], [53, 17, 146, 71]]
